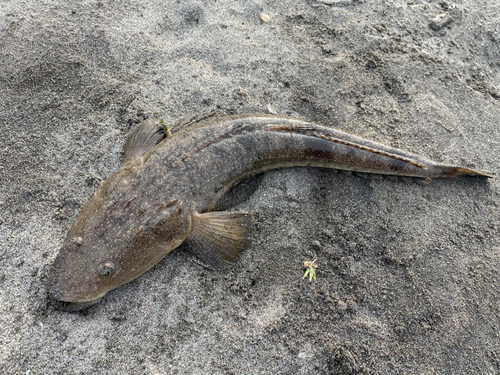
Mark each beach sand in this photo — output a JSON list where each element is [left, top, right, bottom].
[[1, 0, 500, 373]]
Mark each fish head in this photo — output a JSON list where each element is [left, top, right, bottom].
[[48, 193, 124, 310], [50, 170, 192, 311], [49, 235, 122, 311]]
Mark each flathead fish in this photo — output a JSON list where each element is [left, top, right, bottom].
[[49, 114, 491, 310]]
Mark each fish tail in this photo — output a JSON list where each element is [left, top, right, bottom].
[[437, 165, 493, 178]]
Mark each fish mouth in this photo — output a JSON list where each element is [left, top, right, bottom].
[[49, 287, 105, 312], [50, 297, 103, 312], [49, 256, 105, 311]]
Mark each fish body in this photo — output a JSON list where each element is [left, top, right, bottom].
[[50, 114, 490, 310]]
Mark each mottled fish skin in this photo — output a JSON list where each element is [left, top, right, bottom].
[[50, 114, 491, 310]]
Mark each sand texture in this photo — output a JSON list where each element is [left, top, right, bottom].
[[1, 0, 500, 373]]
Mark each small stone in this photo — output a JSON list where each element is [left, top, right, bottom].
[[260, 13, 270, 23], [429, 13, 454, 31], [338, 300, 347, 311]]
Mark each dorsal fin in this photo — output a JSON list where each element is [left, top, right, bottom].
[[124, 118, 166, 165], [185, 210, 253, 269]]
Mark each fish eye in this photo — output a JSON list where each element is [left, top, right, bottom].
[[99, 261, 116, 278]]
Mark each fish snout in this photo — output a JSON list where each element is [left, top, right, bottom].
[[49, 296, 103, 312], [49, 271, 103, 312], [49, 280, 103, 311]]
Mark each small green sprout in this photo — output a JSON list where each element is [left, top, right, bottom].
[[303, 259, 317, 282], [160, 119, 172, 137]]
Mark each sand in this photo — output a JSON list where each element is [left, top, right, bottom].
[[1, 0, 500, 373]]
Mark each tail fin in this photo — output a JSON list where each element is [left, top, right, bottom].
[[439, 165, 493, 178]]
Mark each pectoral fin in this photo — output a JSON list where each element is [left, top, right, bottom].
[[185, 210, 253, 269], [124, 118, 167, 165]]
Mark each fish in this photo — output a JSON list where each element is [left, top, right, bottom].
[[49, 114, 492, 311]]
